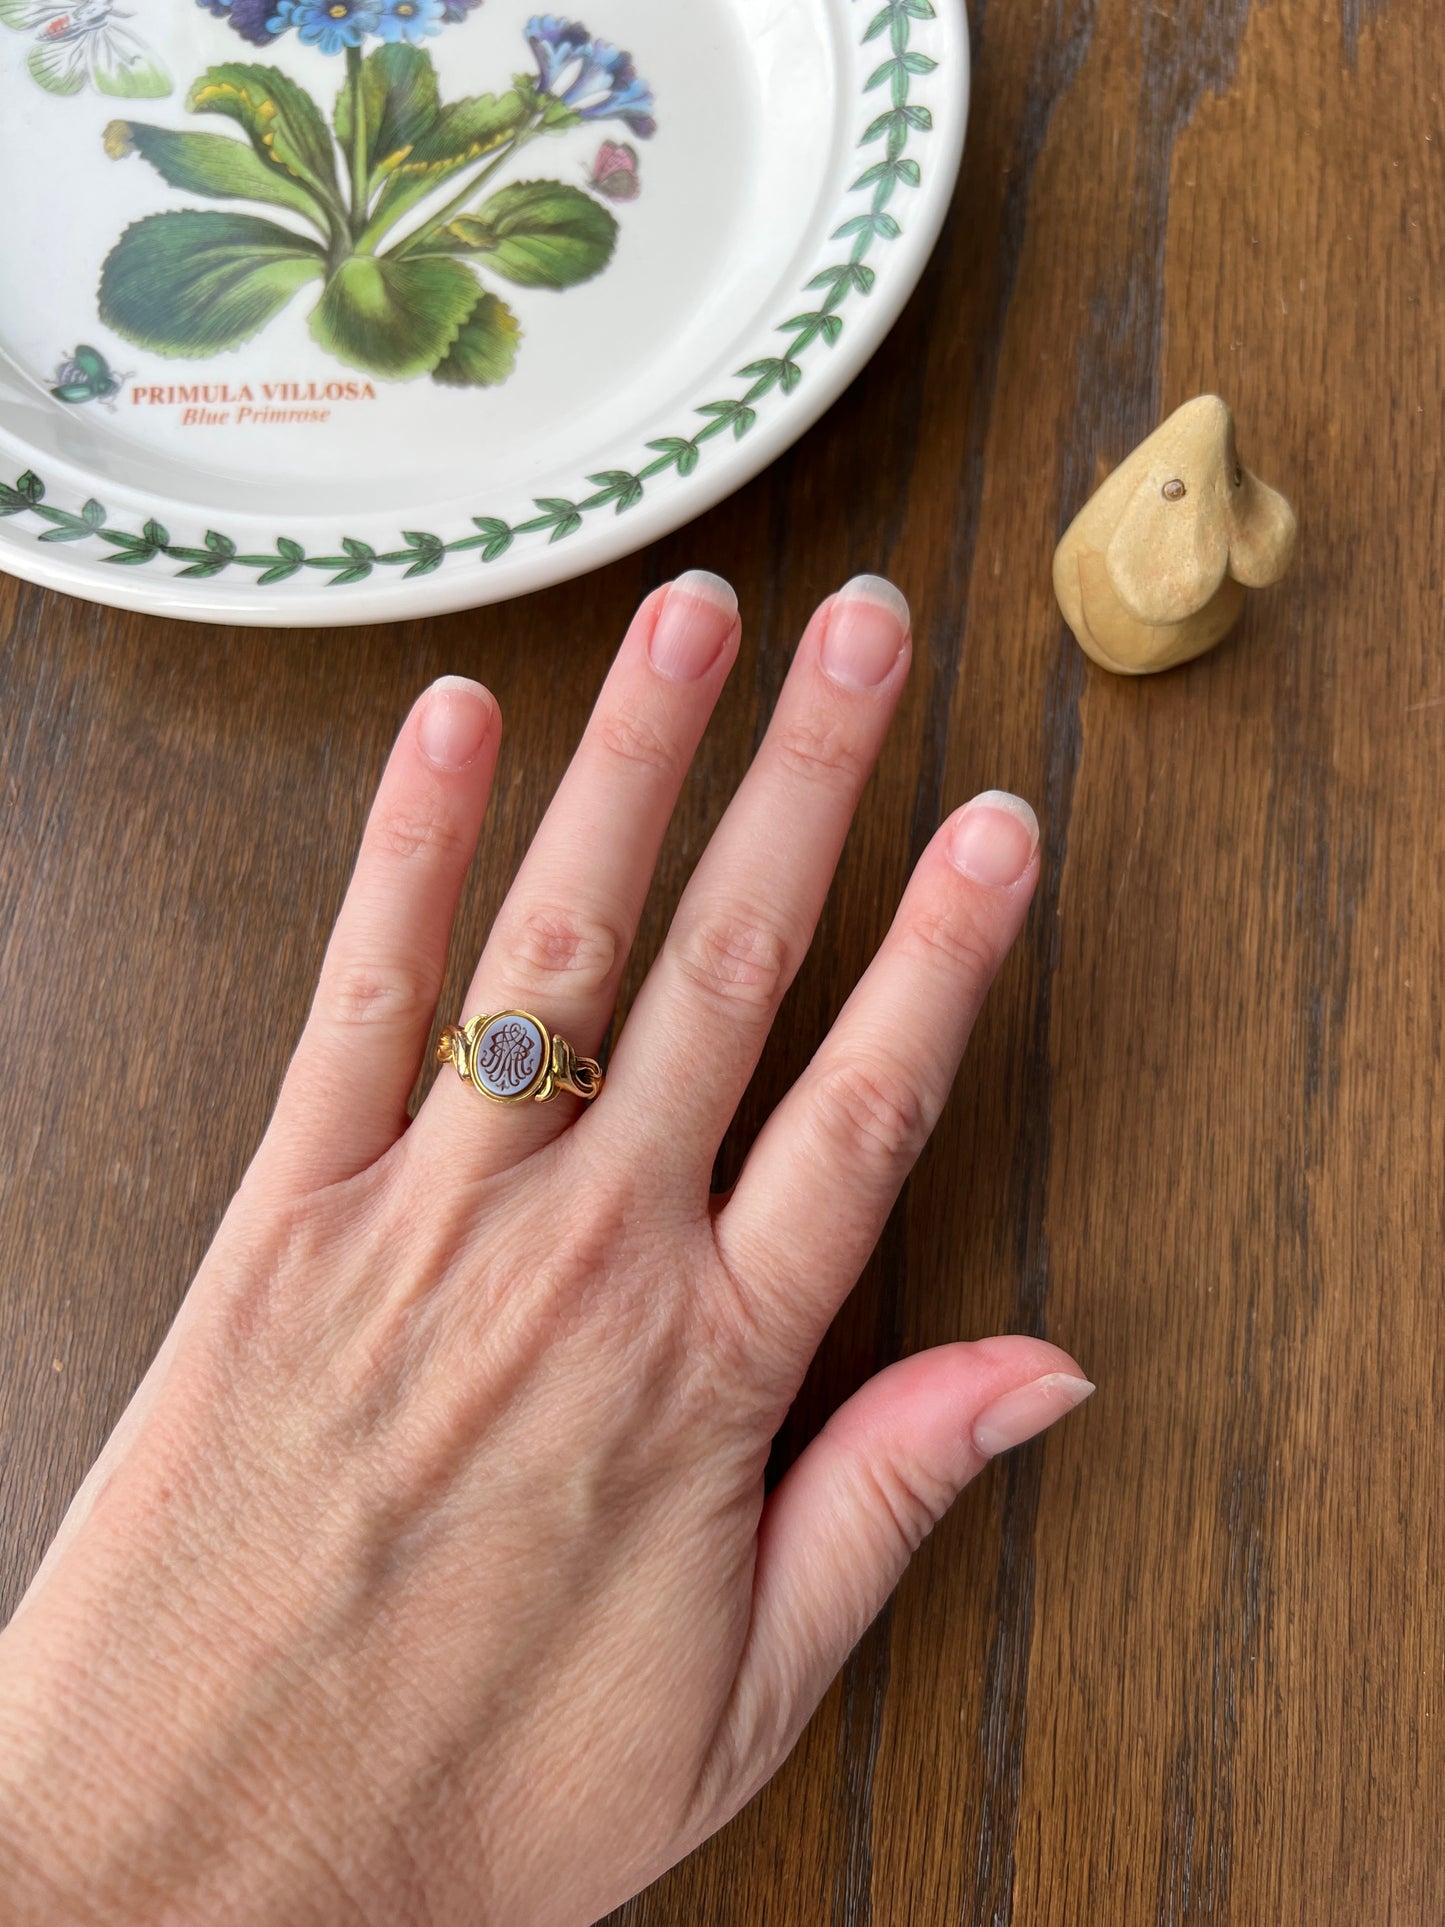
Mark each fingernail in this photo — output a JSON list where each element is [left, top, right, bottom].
[[948, 790, 1040, 887], [418, 675, 494, 771], [648, 569, 738, 682], [819, 575, 910, 690], [972, 1373, 1095, 1459]]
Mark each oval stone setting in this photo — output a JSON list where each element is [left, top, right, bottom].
[[472, 1013, 546, 1100]]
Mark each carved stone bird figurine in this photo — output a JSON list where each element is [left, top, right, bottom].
[[1052, 395, 1297, 674]]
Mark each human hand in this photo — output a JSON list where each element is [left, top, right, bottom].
[[0, 572, 1092, 1926]]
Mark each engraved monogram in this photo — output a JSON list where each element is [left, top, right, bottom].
[[477, 1017, 542, 1094]]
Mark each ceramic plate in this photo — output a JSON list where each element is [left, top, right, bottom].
[[0, 0, 967, 625]]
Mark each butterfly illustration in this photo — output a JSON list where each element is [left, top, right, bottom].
[[50, 344, 130, 410], [0, 0, 170, 96], [586, 140, 640, 202]]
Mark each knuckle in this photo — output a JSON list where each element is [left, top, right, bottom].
[[898, 904, 1001, 984], [323, 955, 439, 1031], [673, 906, 791, 1013], [368, 797, 469, 868], [697, 1241, 795, 1412], [203, 1187, 339, 1370], [858, 1452, 954, 1560], [771, 713, 872, 790], [812, 1057, 928, 1167], [596, 704, 681, 779], [496, 900, 625, 1000]]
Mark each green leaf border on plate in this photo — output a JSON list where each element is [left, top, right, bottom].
[[1, 0, 938, 590]]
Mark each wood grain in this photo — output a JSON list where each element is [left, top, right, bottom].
[[3, 0, 1441, 1919]]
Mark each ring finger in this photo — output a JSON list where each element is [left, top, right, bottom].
[[414, 569, 740, 1173]]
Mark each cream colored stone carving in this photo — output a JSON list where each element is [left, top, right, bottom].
[[1053, 396, 1296, 674]]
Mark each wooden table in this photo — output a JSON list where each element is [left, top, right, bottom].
[[2, 0, 1440, 1918]]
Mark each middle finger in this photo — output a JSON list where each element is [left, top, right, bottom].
[[595, 575, 911, 1181], [415, 569, 740, 1172]]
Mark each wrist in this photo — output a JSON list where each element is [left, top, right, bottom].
[[0, 1680, 141, 1927], [0, 1582, 472, 1927], [0, 1599, 327, 1927]]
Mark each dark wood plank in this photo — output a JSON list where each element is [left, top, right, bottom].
[[3, 0, 1441, 1920]]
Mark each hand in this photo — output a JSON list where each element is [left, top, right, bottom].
[[0, 572, 1092, 1926]]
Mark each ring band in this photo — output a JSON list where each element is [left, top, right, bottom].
[[436, 1009, 603, 1105]]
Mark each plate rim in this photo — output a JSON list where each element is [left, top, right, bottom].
[[0, 0, 969, 627]]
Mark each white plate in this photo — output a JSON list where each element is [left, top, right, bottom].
[[0, 0, 967, 625]]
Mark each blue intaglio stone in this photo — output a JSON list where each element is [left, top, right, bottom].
[[473, 1014, 545, 1098]]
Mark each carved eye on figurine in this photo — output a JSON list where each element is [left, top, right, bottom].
[[1051, 395, 1297, 676]]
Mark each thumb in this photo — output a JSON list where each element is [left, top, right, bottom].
[[700, 1338, 1093, 1824]]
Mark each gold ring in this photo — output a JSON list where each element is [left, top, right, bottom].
[[435, 1010, 602, 1105]]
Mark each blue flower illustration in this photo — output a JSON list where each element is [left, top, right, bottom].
[[525, 12, 590, 86], [197, 0, 285, 43], [439, 0, 484, 18], [267, 0, 380, 51], [376, 0, 444, 40], [525, 14, 656, 136]]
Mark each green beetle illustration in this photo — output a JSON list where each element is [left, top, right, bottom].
[[49, 344, 129, 410]]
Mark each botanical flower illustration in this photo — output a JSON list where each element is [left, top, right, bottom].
[[374, 0, 446, 45], [526, 14, 653, 134], [96, 11, 656, 385], [195, 0, 276, 43], [269, 0, 379, 53], [5, 0, 938, 592]]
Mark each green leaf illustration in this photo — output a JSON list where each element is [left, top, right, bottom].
[[583, 469, 644, 513], [187, 64, 343, 217], [430, 290, 521, 386], [510, 72, 582, 132], [164, 530, 240, 576], [364, 89, 530, 239], [833, 210, 901, 240], [107, 121, 331, 232], [644, 435, 696, 479], [438, 181, 616, 289], [695, 400, 756, 440], [470, 516, 514, 561], [377, 530, 445, 576], [334, 43, 441, 198], [522, 496, 583, 543], [38, 498, 106, 543], [0, 470, 45, 515], [99, 211, 325, 355], [309, 254, 480, 379]]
